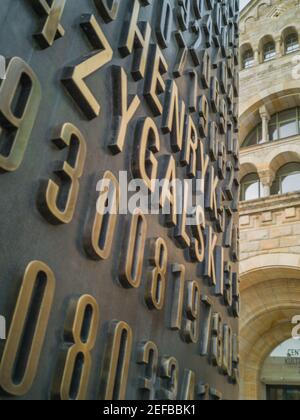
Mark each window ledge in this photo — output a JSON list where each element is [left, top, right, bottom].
[[240, 134, 300, 154], [240, 191, 300, 215]]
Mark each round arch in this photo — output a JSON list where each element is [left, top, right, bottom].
[[239, 84, 300, 144], [240, 162, 259, 180], [240, 322, 292, 400], [240, 254, 300, 399], [269, 150, 300, 173]]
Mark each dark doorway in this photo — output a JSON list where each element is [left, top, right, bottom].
[[267, 385, 300, 400]]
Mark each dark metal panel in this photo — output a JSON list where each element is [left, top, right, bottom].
[[0, 0, 240, 400]]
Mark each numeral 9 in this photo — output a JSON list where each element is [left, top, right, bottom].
[[181, 280, 200, 344], [0, 57, 41, 172]]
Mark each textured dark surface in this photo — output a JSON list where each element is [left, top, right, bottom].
[[0, 0, 240, 400]]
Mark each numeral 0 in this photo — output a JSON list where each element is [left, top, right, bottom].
[[100, 321, 133, 400], [119, 209, 147, 289], [0, 57, 41, 172], [0, 261, 56, 396]]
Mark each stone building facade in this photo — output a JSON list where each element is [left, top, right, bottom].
[[239, 0, 300, 400]]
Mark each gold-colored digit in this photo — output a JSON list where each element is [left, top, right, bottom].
[[62, 14, 113, 119], [0, 261, 56, 396], [157, 356, 179, 400], [119, 209, 147, 289], [52, 295, 100, 400], [180, 369, 195, 400], [181, 280, 200, 344], [211, 313, 223, 369], [230, 333, 240, 384], [169, 264, 185, 331], [199, 295, 213, 356], [29, 0, 67, 49], [0, 57, 41, 172], [100, 321, 133, 400], [145, 238, 168, 311], [84, 171, 119, 260], [39, 123, 87, 225], [137, 341, 158, 400], [222, 324, 232, 377]]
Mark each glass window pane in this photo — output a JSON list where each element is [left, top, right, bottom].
[[273, 163, 300, 195], [244, 181, 260, 201], [279, 120, 298, 138], [269, 124, 279, 141], [243, 50, 254, 69], [271, 178, 280, 195], [242, 129, 257, 147], [241, 174, 261, 201], [286, 34, 299, 54], [279, 108, 297, 122], [281, 172, 300, 194], [278, 162, 300, 176], [257, 124, 263, 143], [270, 114, 277, 124], [264, 42, 276, 61]]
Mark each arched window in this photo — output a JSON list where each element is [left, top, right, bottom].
[[243, 49, 254, 69], [271, 163, 300, 195], [269, 107, 300, 141], [240, 173, 262, 201], [285, 33, 299, 54], [242, 123, 262, 148], [242, 107, 300, 149], [263, 41, 276, 62]]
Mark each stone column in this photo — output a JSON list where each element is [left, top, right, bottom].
[[254, 49, 260, 65], [259, 169, 275, 197], [275, 37, 282, 57], [259, 106, 270, 143]]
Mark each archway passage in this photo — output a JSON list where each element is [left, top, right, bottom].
[[261, 338, 300, 400], [240, 254, 300, 400]]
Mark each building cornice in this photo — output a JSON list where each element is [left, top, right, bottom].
[[240, 192, 300, 215]]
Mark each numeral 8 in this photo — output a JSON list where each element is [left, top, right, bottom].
[[52, 295, 100, 400], [145, 238, 168, 310]]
